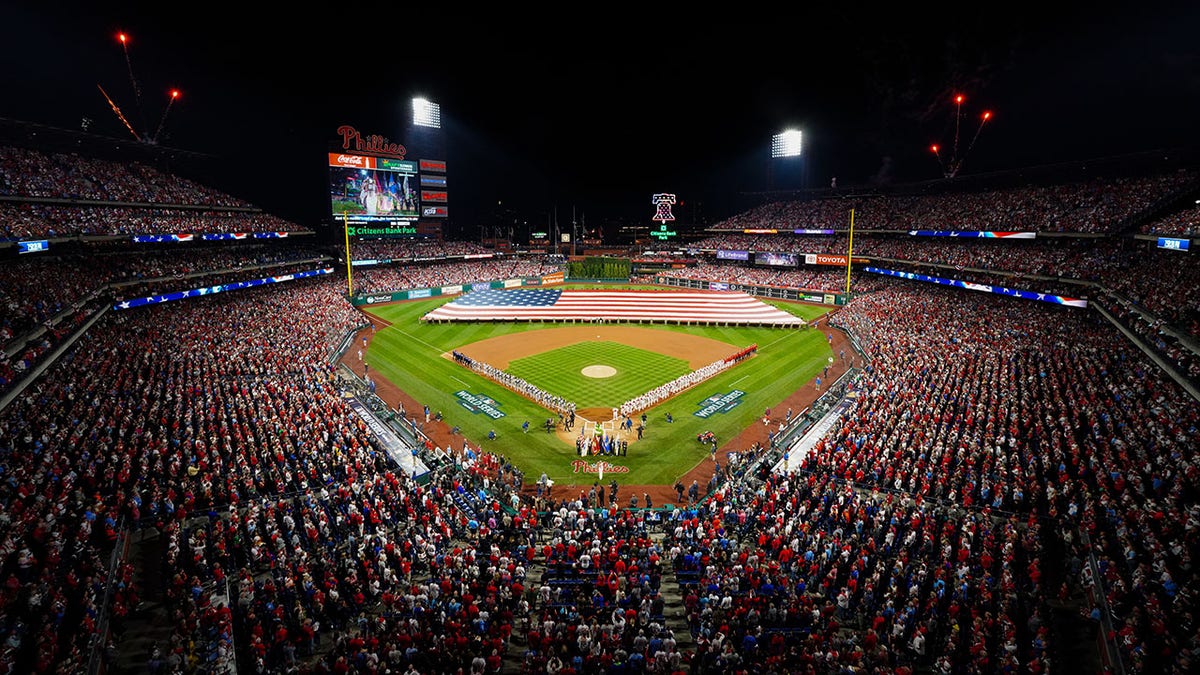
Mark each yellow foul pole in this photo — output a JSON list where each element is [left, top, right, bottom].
[[844, 208, 855, 295], [344, 214, 354, 297]]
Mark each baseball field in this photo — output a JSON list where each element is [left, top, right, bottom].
[[362, 286, 833, 487]]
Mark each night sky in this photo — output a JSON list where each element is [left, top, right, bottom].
[[2, 2, 1198, 238]]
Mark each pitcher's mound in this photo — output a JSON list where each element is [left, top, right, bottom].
[[581, 365, 617, 378]]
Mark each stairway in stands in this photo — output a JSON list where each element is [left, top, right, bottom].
[[500, 528, 696, 673], [650, 530, 699, 656]]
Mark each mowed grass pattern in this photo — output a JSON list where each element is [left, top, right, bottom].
[[507, 342, 690, 409], [363, 287, 834, 486]]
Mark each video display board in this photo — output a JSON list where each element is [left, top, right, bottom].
[[754, 251, 798, 267], [329, 153, 419, 224]]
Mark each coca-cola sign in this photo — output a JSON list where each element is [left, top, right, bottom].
[[328, 153, 375, 168]]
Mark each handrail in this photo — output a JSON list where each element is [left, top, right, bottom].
[[1079, 531, 1128, 675]]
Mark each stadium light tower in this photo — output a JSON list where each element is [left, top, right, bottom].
[[412, 97, 441, 129], [769, 129, 805, 190], [771, 129, 803, 158]]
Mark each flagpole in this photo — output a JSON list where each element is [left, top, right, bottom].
[[844, 208, 855, 295], [344, 214, 353, 297]]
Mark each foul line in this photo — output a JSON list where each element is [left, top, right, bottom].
[[763, 331, 802, 350], [390, 327, 444, 353], [452, 376, 469, 386], [731, 374, 750, 385]]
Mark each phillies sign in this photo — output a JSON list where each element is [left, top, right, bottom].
[[337, 125, 406, 159]]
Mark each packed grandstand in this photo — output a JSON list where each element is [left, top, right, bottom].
[[0, 122, 1197, 675]]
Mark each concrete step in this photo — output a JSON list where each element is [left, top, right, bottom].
[[114, 529, 176, 673]]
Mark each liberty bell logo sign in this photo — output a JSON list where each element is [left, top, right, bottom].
[[652, 193, 676, 223]]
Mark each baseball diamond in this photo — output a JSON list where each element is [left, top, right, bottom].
[[361, 289, 833, 488]]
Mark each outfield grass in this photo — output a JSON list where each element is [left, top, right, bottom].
[[363, 287, 833, 487], [507, 342, 690, 409]]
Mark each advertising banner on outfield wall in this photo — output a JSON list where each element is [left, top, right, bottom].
[[442, 285, 463, 295], [542, 272, 565, 285], [804, 253, 870, 266], [503, 279, 522, 288]]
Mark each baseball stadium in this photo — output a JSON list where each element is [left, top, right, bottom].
[[1, 9, 1199, 675]]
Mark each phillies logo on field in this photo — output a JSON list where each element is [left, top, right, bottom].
[[571, 460, 630, 474]]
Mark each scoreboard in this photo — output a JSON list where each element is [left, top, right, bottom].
[[329, 153, 448, 232]]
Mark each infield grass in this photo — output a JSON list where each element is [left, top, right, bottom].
[[507, 342, 690, 409], [362, 286, 833, 487]]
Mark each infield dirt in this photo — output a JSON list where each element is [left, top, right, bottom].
[[445, 324, 737, 370]]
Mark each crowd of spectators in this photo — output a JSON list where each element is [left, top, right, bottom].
[[0, 277, 369, 673], [804, 283, 1199, 673], [684, 232, 1197, 341], [353, 258, 563, 295], [0, 244, 326, 338], [0, 243, 332, 401], [1, 259, 1197, 674], [1098, 250, 1200, 336], [0, 270, 574, 674], [518, 501, 687, 674], [0, 203, 307, 239], [1098, 291, 1200, 381], [0, 146, 253, 207], [0, 144, 317, 239], [3, 142, 1199, 675], [690, 233, 1124, 281], [661, 262, 887, 294], [350, 239, 491, 260], [1141, 204, 1200, 236], [712, 170, 1197, 233]]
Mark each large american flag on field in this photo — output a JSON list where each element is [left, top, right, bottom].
[[422, 288, 806, 326]]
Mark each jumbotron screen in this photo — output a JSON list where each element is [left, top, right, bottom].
[[755, 251, 798, 267], [329, 153, 419, 224]]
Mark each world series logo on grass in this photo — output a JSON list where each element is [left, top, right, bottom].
[[455, 391, 506, 419], [694, 390, 746, 418]]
